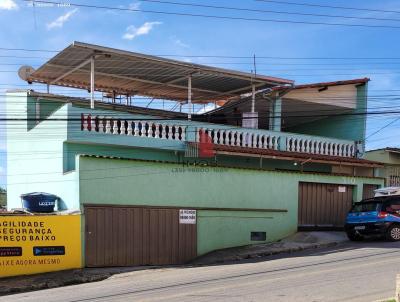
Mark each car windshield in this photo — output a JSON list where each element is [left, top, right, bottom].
[[351, 201, 380, 213]]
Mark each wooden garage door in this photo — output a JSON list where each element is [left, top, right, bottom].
[[85, 206, 197, 267], [298, 182, 354, 228]]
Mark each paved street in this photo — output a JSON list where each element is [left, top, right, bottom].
[[2, 240, 400, 302]]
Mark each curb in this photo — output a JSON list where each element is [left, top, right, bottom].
[[192, 241, 341, 265], [0, 240, 343, 296], [0, 271, 111, 296]]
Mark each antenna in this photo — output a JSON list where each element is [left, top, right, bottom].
[[18, 65, 36, 81], [253, 54, 257, 76]]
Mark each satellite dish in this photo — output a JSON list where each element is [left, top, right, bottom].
[[18, 65, 35, 81]]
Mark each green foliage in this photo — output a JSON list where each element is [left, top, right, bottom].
[[0, 187, 6, 206]]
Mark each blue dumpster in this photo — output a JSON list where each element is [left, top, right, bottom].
[[20, 192, 59, 213]]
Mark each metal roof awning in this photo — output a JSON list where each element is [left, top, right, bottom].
[[26, 41, 293, 104]]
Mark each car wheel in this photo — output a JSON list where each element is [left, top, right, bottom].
[[346, 231, 364, 241], [386, 225, 400, 241]]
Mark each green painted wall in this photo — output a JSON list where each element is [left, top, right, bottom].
[[388, 153, 400, 165], [364, 150, 400, 181], [6, 92, 384, 258], [365, 150, 400, 165], [6, 92, 79, 210], [78, 156, 382, 256], [364, 150, 391, 164], [215, 155, 332, 173], [63, 142, 179, 172], [285, 84, 367, 146], [27, 98, 64, 130]]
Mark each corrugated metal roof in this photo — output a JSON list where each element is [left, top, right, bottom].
[[27, 41, 293, 103], [272, 78, 369, 92], [24, 90, 188, 119]]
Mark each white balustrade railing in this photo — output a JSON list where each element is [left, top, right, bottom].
[[196, 127, 280, 150], [81, 114, 186, 141], [196, 127, 356, 157], [81, 114, 356, 158], [285, 136, 355, 157]]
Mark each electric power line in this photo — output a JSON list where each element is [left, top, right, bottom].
[[21, 0, 400, 29], [365, 117, 400, 141], [138, 0, 400, 23], [255, 0, 400, 15]]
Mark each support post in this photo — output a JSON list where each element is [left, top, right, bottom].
[[46, 84, 50, 94], [188, 75, 192, 120], [269, 95, 282, 132], [251, 84, 256, 113], [90, 56, 95, 109]]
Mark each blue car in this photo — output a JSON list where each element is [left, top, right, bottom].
[[345, 196, 400, 241]]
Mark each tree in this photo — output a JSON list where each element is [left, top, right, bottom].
[[0, 187, 6, 207]]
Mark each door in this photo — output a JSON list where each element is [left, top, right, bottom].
[[362, 184, 379, 200], [85, 206, 197, 267], [298, 182, 354, 228]]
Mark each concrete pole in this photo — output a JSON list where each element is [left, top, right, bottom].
[[188, 75, 192, 120], [251, 84, 256, 113], [90, 57, 95, 109], [396, 274, 400, 302]]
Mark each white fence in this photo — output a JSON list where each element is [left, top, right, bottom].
[[196, 127, 355, 157], [81, 114, 186, 141], [81, 114, 356, 158]]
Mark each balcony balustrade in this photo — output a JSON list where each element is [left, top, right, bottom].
[[81, 114, 186, 141], [81, 114, 356, 158]]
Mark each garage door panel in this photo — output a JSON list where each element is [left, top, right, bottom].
[[298, 182, 354, 228], [133, 208, 143, 265], [363, 184, 379, 200], [85, 206, 197, 267], [171, 210, 179, 264], [165, 210, 173, 265], [85, 207, 96, 266]]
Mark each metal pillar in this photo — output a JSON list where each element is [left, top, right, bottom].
[[251, 84, 256, 113], [46, 84, 50, 94], [90, 57, 95, 109], [188, 75, 192, 120]]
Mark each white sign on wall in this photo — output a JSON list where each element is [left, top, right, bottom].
[[338, 186, 346, 193], [179, 209, 196, 224]]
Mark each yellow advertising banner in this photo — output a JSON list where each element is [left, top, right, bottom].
[[0, 215, 82, 278]]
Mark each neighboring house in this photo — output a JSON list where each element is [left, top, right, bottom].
[[364, 148, 400, 186], [6, 42, 383, 267]]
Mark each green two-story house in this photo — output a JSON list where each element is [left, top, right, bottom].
[[6, 42, 383, 267]]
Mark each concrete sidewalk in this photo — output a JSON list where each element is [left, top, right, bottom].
[[192, 231, 348, 265], [0, 232, 348, 296], [0, 266, 158, 296]]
